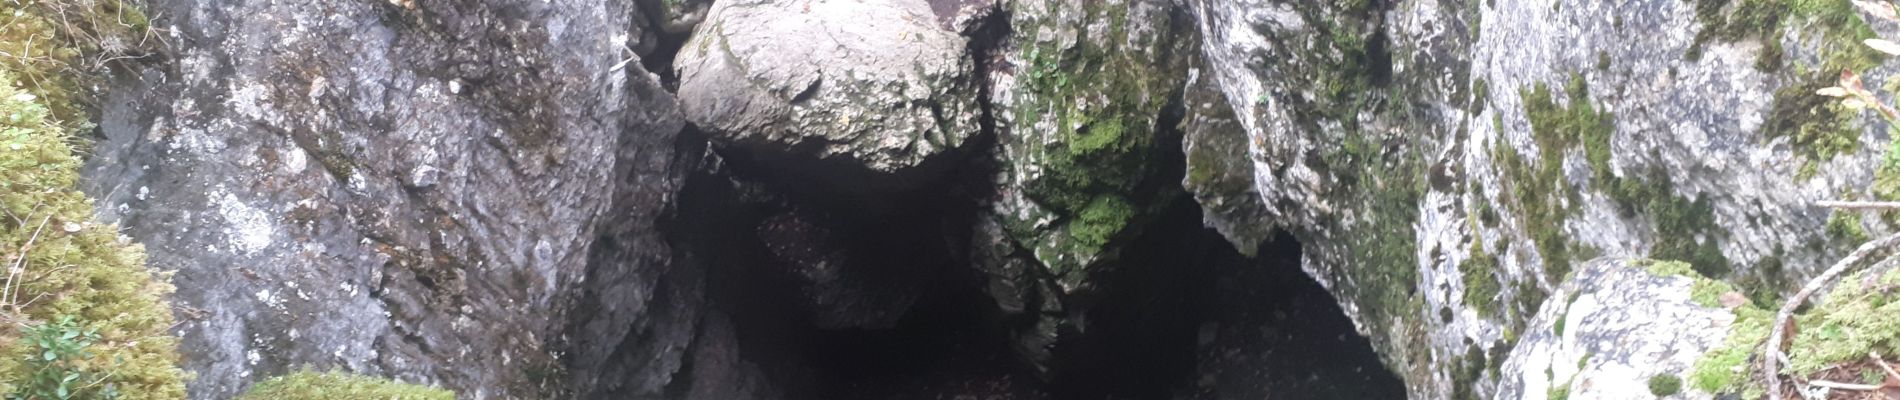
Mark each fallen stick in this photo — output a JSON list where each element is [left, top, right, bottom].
[[1817, 200, 1900, 210], [1766, 231, 1900, 399], [1808, 380, 1883, 391], [1873, 352, 1900, 382]]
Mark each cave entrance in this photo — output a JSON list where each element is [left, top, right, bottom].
[[672, 155, 1406, 399]]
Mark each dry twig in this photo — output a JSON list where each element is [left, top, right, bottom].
[[1808, 380, 1883, 391], [1818, 200, 1900, 210], [3, 214, 51, 313], [1766, 231, 1900, 399], [1872, 352, 1900, 382]]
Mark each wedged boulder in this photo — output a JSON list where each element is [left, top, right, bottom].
[[673, 0, 991, 191], [1496, 258, 1734, 400], [1181, 69, 1274, 257], [975, 0, 1195, 374], [78, 0, 696, 398]]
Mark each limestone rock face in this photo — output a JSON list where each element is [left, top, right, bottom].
[[77, 0, 705, 398], [78, 0, 1900, 397], [1185, 0, 1900, 397], [674, 0, 990, 188], [1496, 258, 1733, 400]]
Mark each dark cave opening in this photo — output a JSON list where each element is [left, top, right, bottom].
[[663, 144, 1405, 399]]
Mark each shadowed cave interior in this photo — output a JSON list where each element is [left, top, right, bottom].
[[647, 125, 1409, 399]]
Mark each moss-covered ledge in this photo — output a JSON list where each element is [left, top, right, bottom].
[[0, 70, 185, 398]]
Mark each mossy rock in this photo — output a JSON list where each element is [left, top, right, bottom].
[[238, 371, 454, 400], [1002, 0, 1187, 277]]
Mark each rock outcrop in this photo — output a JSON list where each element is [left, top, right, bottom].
[[73, 0, 1900, 398], [972, 0, 1196, 373], [1495, 258, 1734, 400], [1184, 0, 1900, 397], [78, 0, 697, 398]]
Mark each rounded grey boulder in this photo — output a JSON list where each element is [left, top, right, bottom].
[[674, 0, 985, 181]]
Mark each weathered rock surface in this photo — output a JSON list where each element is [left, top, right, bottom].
[[1184, 0, 1900, 397], [78, 0, 1900, 397], [78, 0, 702, 398], [673, 0, 990, 189], [972, 0, 1195, 373], [1495, 258, 1732, 400], [1181, 68, 1273, 257]]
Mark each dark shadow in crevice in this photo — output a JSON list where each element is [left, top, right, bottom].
[[1176, 228, 1408, 400]]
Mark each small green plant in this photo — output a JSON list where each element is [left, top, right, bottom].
[[238, 371, 453, 400], [1647, 374, 1682, 397], [9, 316, 115, 400]]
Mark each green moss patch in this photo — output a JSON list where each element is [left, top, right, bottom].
[[1682, 263, 1900, 397], [1012, 3, 1181, 271], [239, 371, 454, 400], [1606, 166, 1732, 278], [1686, 267, 1900, 397], [1688, 282, 1769, 397], [1067, 195, 1136, 250], [1649, 374, 1683, 396], [1686, 0, 1876, 73], [1765, 79, 1861, 178], [1784, 269, 1900, 373], [1825, 209, 1869, 244], [1451, 343, 1489, 400], [0, 71, 184, 399], [1685, 0, 1877, 176], [1872, 138, 1900, 220], [1463, 243, 1504, 317], [1502, 74, 1617, 283]]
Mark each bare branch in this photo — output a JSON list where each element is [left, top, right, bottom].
[[1818, 200, 1900, 210], [1808, 380, 1883, 391], [1766, 231, 1900, 399]]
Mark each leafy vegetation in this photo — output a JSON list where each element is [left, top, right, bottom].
[[237, 371, 453, 400], [10, 316, 113, 400], [1450, 343, 1488, 400], [0, 70, 183, 399]]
